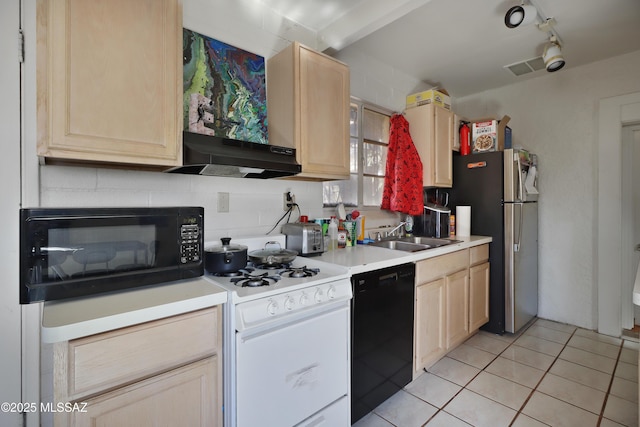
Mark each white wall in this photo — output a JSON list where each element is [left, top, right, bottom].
[[0, 2, 24, 426], [454, 50, 640, 329]]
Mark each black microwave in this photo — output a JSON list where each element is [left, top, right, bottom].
[[19, 207, 204, 304]]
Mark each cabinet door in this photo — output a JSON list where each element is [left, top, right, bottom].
[[70, 357, 220, 427], [433, 106, 453, 187], [37, 0, 182, 167], [469, 262, 490, 331], [404, 104, 453, 187], [445, 269, 469, 349], [415, 278, 446, 373], [298, 45, 350, 179]]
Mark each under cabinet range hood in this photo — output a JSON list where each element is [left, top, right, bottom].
[[166, 132, 301, 178]]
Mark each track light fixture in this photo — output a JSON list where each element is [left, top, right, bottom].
[[543, 36, 565, 72], [504, 1, 566, 72], [504, 3, 537, 28]]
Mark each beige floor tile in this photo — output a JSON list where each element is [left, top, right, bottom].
[[352, 412, 394, 427], [502, 344, 556, 371], [603, 394, 639, 426], [424, 411, 472, 427], [522, 391, 599, 427], [511, 413, 551, 427], [480, 330, 521, 343], [574, 328, 623, 346], [485, 357, 545, 388], [567, 335, 620, 359], [404, 372, 462, 408], [548, 358, 612, 392], [615, 360, 639, 382], [623, 340, 640, 351], [514, 334, 564, 357], [600, 418, 626, 427], [536, 373, 606, 414], [534, 318, 577, 334], [610, 376, 639, 403], [447, 343, 497, 369], [373, 390, 437, 427], [619, 347, 639, 365], [464, 333, 510, 355], [559, 345, 617, 374], [444, 389, 517, 427], [466, 371, 532, 410], [524, 324, 572, 344], [427, 357, 480, 387]]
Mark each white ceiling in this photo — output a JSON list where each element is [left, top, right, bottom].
[[260, 0, 640, 97]]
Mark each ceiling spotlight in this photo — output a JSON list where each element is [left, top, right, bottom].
[[504, 3, 538, 28], [543, 38, 565, 72]]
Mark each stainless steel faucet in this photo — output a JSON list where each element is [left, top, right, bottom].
[[385, 221, 406, 237]]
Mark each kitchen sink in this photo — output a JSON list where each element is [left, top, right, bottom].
[[368, 240, 432, 252], [399, 236, 462, 247], [368, 236, 461, 252]]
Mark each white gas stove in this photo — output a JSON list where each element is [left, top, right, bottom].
[[203, 235, 352, 427]]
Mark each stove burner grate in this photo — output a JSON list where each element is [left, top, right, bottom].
[[212, 267, 254, 278], [231, 271, 280, 287], [278, 266, 320, 278], [250, 262, 291, 270]]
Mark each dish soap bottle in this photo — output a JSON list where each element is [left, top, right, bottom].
[[328, 216, 338, 250]]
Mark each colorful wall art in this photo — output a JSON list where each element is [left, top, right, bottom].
[[183, 29, 268, 144]]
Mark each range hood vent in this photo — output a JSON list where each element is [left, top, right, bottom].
[[166, 132, 301, 179]]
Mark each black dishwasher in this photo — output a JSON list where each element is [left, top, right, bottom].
[[351, 263, 415, 424]]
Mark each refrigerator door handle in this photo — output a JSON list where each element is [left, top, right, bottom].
[[514, 151, 525, 202], [514, 202, 524, 252]]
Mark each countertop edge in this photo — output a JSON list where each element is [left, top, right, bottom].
[[41, 277, 227, 343], [316, 235, 493, 275]]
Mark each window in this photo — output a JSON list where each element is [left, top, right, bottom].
[[323, 99, 393, 207]]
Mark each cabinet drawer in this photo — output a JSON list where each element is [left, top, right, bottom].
[[416, 249, 469, 284], [61, 307, 219, 400], [470, 244, 489, 265]]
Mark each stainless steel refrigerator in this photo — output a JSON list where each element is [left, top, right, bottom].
[[449, 148, 538, 334]]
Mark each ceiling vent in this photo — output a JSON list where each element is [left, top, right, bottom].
[[504, 56, 546, 76]]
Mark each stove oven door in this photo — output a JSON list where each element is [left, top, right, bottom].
[[235, 302, 350, 427]]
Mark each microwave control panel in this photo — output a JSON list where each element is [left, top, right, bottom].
[[180, 223, 202, 264]]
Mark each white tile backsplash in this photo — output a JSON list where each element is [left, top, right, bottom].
[[40, 165, 324, 240]]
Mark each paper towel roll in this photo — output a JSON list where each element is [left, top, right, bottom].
[[456, 206, 471, 236]]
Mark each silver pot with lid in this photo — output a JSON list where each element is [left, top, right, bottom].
[[204, 237, 248, 274]]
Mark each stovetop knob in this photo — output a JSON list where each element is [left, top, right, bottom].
[[314, 289, 324, 303], [267, 300, 279, 316], [327, 285, 336, 299], [300, 292, 309, 306], [284, 296, 295, 311]]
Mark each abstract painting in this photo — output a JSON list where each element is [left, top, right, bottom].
[[183, 29, 267, 144]]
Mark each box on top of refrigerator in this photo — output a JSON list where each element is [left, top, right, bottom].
[[471, 115, 511, 153]]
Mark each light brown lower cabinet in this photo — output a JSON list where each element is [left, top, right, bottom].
[[53, 307, 222, 427], [71, 357, 218, 427], [414, 244, 490, 376]]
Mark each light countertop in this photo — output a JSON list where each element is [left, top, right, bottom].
[[41, 235, 491, 343], [41, 277, 227, 343], [316, 235, 492, 275]]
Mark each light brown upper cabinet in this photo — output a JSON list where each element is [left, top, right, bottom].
[[267, 42, 350, 180], [36, 0, 183, 167], [404, 104, 454, 187]]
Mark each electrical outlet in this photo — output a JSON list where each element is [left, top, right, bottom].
[[283, 191, 295, 211], [217, 192, 230, 213]]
